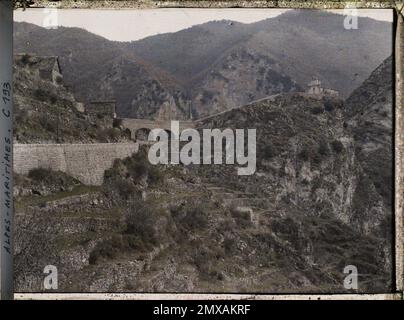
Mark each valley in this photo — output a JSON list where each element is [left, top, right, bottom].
[[12, 9, 394, 293]]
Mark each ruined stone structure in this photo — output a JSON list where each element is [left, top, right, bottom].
[[85, 100, 117, 118], [120, 118, 195, 141], [14, 143, 139, 185], [15, 54, 62, 85], [38, 56, 62, 85], [307, 79, 339, 97]]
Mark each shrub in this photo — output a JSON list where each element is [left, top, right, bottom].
[[262, 143, 278, 159], [27, 168, 80, 189], [14, 173, 26, 187], [182, 206, 209, 230], [171, 202, 209, 231], [331, 140, 344, 153], [55, 76, 63, 85], [49, 95, 58, 105], [97, 128, 120, 142], [298, 148, 310, 161], [110, 128, 121, 141], [190, 244, 224, 279], [192, 247, 211, 275], [318, 141, 329, 156], [113, 178, 138, 200], [125, 202, 163, 247], [89, 204, 162, 264], [15, 108, 29, 124], [104, 148, 165, 193], [38, 114, 57, 133], [311, 152, 322, 165], [148, 166, 164, 185], [127, 149, 165, 185], [28, 168, 49, 181], [323, 100, 334, 112], [127, 156, 149, 180], [123, 128, 132, 139], [311, 106, 324, 114], [34, 89, 48, 101], [223, 237, 237, 254], [20, 54, 30, 66], [89, 234, 130, 265]]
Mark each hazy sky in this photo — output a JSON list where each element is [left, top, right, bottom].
[[14, 8, 393, 42]]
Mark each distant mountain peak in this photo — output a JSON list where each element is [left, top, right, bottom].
[[202, 19, 241, 26], [14, 12, 392, 119]]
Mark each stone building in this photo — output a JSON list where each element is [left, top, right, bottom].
[[85, 100, 117, 118], [37, 56, 62, 85], [307, 79, 339, 97], [15, 54, 63, 85], [307, 79, 323, 95]]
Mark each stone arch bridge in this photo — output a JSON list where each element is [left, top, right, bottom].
[[119, 94, 287, 141], [120, 118, 196, 141]]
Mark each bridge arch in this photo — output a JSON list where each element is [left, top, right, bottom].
[[120, 118, 195, 142]]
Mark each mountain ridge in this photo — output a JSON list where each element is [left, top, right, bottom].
[[14, 9, 393, 119]]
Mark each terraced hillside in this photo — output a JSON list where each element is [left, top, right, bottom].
[[14, 91, 392, 293], [13, 54, 130, 143]]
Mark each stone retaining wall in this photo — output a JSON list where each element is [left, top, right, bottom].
[[14, 143, 139, 185]]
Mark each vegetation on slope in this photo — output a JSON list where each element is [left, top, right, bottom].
[[14, 91, 393, 293], [14, 54, 130, 143]]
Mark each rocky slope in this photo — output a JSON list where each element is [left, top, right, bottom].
[[13, 54, 129, 143], [191, 48, 301, 117], [345, 55, 393, 214], [194, 92, 390, 238], [242, 10, 392, 98], [12, 13, 393, 294], [14, 92, 393, 293], [131, 10, 392, 99], [14, 23, 190, 120]]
